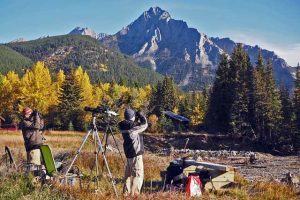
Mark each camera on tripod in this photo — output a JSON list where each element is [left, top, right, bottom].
[[65, 105, 121, 196], [84, 106, 118, 116], [84, 106, 105, 113]]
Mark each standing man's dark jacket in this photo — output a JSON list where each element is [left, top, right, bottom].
[[119, 113, 148, 158], [21, 111, 44, 152]]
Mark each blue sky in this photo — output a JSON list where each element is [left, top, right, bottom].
[[0, 0, 299, 66]]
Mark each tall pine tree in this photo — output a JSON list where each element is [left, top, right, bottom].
[[206, 53, 232, 133], [293, 63, 300, 151], [252, 52, 282, 143], [150, 76, 178, 116], [57, 72, 84, 130], [228, 44, 252, 137], [279, 85, 293, 142], [252, 49, 267, 140], [263, 59, 282, 141]]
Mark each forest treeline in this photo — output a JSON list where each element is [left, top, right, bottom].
[[0, 61, 206, 132], [206, 44, 300, 152], [0, 44, 299, 153]]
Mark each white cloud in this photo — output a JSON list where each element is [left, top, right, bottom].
[[220, 31, 300, 66]]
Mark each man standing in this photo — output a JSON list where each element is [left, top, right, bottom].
[[21, 107, 44, 166], [119, 108, 148, 196]]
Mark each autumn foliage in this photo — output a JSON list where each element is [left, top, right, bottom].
[[0, 62, 205, 131]]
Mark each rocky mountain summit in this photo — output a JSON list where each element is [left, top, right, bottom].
[[100, 7, 294, 90], [69, 27, 108, 40]]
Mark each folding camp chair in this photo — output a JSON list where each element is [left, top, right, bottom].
[[40, 144, 82, 187], [40, 144, 57, 177]]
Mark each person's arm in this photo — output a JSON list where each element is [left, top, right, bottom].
[[33, 111, 44, 130], [129, 112, 148, 135], [23, 111, 44, 130], [22, 119, 34, 129]]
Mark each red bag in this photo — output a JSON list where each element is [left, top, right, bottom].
[[186, 174, 202, 197]]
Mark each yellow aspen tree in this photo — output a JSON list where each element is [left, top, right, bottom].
[[99, 82, 112, 105], [128, 85, 151, 110], [52, 69, 65, 106], [0, 71, 21, 120], [107, 84, 129, 117], [148, 114, 159, 133], [109, 83, 128, 102], [93, 84, 104, 106], [190, 93, 205, 125], [130, 87, 146, 110], [74, 66, 94, 108], [20, 62, 56, 114], [56, 69, 65, 87], [144, 85, 152, 97], [173, 94, 185, 114]]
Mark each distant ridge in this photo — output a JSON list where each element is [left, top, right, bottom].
[[5, 35, 162, 86]]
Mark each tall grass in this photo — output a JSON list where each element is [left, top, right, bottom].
[[0, 173, 71, 200]]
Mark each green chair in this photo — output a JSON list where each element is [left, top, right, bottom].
[[40, 144, 57, 176], [40, 144, 82, 188]]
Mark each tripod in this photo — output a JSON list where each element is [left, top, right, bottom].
[[64, 113, 118, 197], [100, 111, 125, 167]]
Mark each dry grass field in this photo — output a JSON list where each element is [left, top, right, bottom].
[[0, 130, 299, 200]]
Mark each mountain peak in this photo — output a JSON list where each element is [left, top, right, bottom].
[[143, 6, 171, 21], [69, 27, 98, 39], [68, 27, 109, 40], [101, 7, 294, 91], [148, 6, 164, 15]]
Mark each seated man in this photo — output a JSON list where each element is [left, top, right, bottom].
[[20, 107, 44, 166], [119, 108, 148, 196]]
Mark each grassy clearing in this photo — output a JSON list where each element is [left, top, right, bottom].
[[0, 130, 299, 199], [0, 173, 71, 200]]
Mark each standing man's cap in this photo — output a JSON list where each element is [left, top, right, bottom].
[[124, 108, 135, 121], [22, 107, 33, 116]]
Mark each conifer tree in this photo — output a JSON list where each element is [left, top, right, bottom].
[[150, 76, 178, 116], [264, 59, 282, 141], [279, 86, 293, 141], [0, 73, 4, 86], [293, 63, 300, 151], [206, 54, 232, 133], [252, 50, 268, 140], [252, 53, 283, 142], [178, 95, 190, 118], [57, 72, 84, 130], [245, 56, 256, 138], [256, 49, 265, 74], [228, 44, 251, 137]]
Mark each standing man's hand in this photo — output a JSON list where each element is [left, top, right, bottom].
[[136, 111, 143, 118], [33, 110, 39, 118]]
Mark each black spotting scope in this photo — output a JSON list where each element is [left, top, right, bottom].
[[84, 106, 106, 113]]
